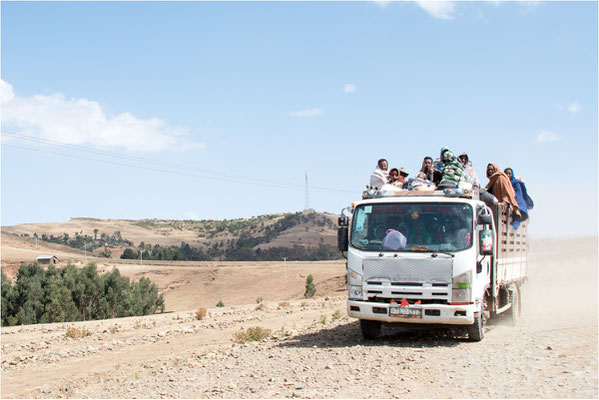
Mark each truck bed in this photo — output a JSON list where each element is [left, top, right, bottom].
[[492, 203, 528, 286]]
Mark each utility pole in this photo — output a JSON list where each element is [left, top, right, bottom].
[[35, 237, 38, 251], [84, 243, 87, 258], [304, 172, 310, 211], [140, 247, 143, 266], [283, 257, 287, 281]]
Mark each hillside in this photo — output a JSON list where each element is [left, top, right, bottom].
[[1, 210, 340, 262]]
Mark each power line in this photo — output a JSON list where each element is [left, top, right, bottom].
[[1, 132, 355, 194]]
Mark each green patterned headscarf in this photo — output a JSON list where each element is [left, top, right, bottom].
[[439, 147, 468, 186]]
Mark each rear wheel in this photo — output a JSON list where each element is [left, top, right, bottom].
[[505, 284, 520, 326], [467, 304, 485, 342], [360, 319, 381, 340]]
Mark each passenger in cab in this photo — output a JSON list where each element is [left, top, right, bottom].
[[369, 158, 388, 188], [504, 167, 534, 229], [485, 163, 521, 218], [458, 153, 480, 188]]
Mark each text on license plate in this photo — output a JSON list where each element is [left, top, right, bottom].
[[389, 307, 422, 318]]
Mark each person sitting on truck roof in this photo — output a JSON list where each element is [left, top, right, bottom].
[[485, 163, 521, 218], [438, 147, 470, 189], [388, 168, 400, 184], [397, 167, 410, 188], [407, 172, 436, 191], [458, 152, 480, 188], [504, 167, 534, 229], [369, 158, 388, 188], [419, 156, 442, 185]]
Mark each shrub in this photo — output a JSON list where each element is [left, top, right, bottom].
[[277, 301, 290, 309], [319, 315, 327, 325], [304, 274, 316, 298], [195, 308, 207, 320], [234, 326, 271, 343], [65, 327, 91, 339], [216, 300, 224, 307], [332, 310, 342, 321], [109, 325, 120, 334], [256, 297, 263, 304]]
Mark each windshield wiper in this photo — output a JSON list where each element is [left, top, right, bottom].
[[431, 251, 455, 258], [407, 246, 455, 258]]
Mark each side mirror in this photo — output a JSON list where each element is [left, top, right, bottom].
[[479, 229, 493, 256], [338, 227, 349, 252], [338, 215, 349, 227], [477, 213, 492, 226]]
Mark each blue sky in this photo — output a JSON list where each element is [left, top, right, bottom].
[[1, 1, 597, 238]]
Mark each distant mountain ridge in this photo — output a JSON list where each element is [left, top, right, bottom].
[[2, 210, 341, 261]]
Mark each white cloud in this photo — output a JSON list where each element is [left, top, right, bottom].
[[0, 79, 203, 153], [416, 1, 456, 20], [517, 1, 542, 14], [373, 0, 391, 8], [343, 83, 356, 93], [567, 102, 582, 115], [288, 108, 324, 118], [536, 130, 559, 143], [1, 80, 15, 103]]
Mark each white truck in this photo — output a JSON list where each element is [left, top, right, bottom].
[[337, 187, 528, 341]]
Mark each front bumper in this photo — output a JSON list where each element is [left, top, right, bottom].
[[347, 300, 476, 325]]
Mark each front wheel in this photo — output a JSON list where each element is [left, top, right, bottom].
[[360, 319, 381, 340], [467, 304, 485, 342]]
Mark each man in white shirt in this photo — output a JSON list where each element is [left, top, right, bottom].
[[369, 158, 388, 188]]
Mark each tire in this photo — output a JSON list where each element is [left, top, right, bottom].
[[506, 285, 520, 326], [467, 304, 485, 342], [360, 319, 381, 340]]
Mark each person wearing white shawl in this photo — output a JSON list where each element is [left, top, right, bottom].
[[458, 153, 480, 188], [369, 158, 388, 188]]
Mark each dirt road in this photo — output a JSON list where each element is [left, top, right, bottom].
[[1, 238, 597, 398]]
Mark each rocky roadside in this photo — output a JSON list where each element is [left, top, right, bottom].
[[2, 295, 597, 399]]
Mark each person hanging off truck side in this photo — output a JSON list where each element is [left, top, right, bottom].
[[366, 147, 533, 230]]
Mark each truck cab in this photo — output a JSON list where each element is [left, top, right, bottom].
[[338, 187, 526, 341]]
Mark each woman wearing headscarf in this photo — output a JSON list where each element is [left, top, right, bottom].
[[504, 168, 534, 229], [369, 158, 388, 188], [485, 163, 521, 219], [438, 147, 469, 189]]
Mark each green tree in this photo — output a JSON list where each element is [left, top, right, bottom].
[[121, 248, 139, 259], [304, 274, 316, 298], [1, 272, 13, 326]]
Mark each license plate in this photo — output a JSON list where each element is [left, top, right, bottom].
[[390, 307, 422, 318]]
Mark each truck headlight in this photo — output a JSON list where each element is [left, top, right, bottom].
[[348, 285, 364, 300], [348, 270, 362, 285], [451, 270, 472, 304]]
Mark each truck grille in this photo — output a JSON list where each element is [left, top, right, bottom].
[[362, 257, 453, 304], [362, 257, 453, 283]]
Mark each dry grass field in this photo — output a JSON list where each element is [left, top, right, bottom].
[[1, 228, 597, 398]]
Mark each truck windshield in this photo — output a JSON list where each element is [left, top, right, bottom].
[[350, 202, 474, 252]]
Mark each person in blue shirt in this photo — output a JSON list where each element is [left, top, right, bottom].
[[504, 167, 534, 229]]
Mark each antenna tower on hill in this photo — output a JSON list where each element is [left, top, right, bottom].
[[304, 171, 310, 211]]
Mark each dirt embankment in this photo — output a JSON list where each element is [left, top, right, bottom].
[[1, 238, 597, 398]]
